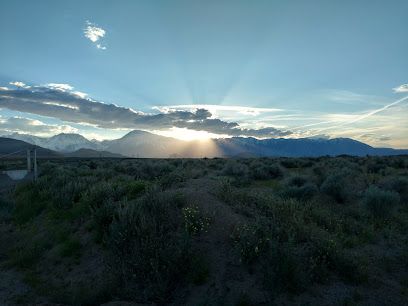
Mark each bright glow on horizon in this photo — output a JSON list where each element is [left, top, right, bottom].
[[153, 127, 228, 141]]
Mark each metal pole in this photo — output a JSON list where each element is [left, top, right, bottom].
[[27, 149, 31, 172], [33, 149, 38, 180]]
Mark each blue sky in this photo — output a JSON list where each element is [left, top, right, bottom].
[[0, 0, 407, 147]]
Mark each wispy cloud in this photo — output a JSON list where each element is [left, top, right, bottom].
[[340, 95, 408, 125], [359, 133, 391, 142], [155, 104, 282, 117], [84, 20, 106, 50], [393, 84, 408, 93], [313, 95, 408, 133], [294, 91, 408, 133], [325, 90, 373, 102], [0, 82, 291, 138], [295, 101, 408, 148]]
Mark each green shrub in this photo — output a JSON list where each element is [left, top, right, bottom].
[[107, 189, 191, 302], [312, 165, 326, 184], [43, 278, 113, 305], [307, 234, 340, 283], [216, 178, 234, 204], [13, 184, 48, 224], [82, 181, 125, 208], [380, 177, 408, 195], [236, 293, 252, 306], [231, 223, 270, 264], [223, 160, 249, 177], [363, 186, 400, 218], [126, 180, 147, 198], [187, 254, 210, 285], [57, 237, 82, 258], [280, 158, 300, 168], [182, 205, 210, 235], [333, 252, 368, 284], [90, 199, 116, 243], [0, 195, 13, 221], [367, 159, 386, 174], [250, 161, 283, 180], [390, 157, 406, 169], [279, 158, 313, 169], [281, 184, 318, 201], [88, 160, 98, 169], [9, 244, 42, 269], [51, 180, 88, 210], [136, 160, 174, 179], [262, 241, 308, 294], [160, 171, 186, 189], [320, 172, 348, 203], [281, 176, 318, 201], [287, 176, 308, 187]]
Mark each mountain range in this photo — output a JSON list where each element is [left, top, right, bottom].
[[2, 131, 407, 158], [6, 132, 99, 152]]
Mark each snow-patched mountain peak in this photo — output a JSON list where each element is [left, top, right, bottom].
[[45, 133, 98, 152], [5, 132, 99, 152]]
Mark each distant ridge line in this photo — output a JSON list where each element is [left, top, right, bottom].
[[1, 131, 407, 158]]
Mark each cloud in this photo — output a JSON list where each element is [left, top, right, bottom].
[[172, 118, 290, 137], [84, 21, 105, 42], [326, 90, 371, 102], [9, 81, 30, 89], [45, 83, 87, 98], [0, 116, 77, 136], [359, 133, 391, 142], [155, 104, 282, 117], [393, 84, 408, 93], [378, 136, 391, 141], [96, 44, 106, 50], [46, 83, 73, 91], [0, 82, 291, 138], [328, 95, 408, 127], [297, 95, 408, 134], [84, 21, 106, 50]]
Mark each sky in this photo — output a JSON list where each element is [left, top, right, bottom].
[[0, 0, 407, 147]]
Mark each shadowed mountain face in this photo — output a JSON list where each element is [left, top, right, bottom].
[[102, 130, 222, 158], [0, 138, 60, 157], [215, 137, 408, 157], [102, 130, 185, 158], [3, 131, 408, 158], [0, 138, 121, 159]]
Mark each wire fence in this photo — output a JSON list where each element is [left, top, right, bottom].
[[0, 149, 38, 184], [0, 149, 27, 159]]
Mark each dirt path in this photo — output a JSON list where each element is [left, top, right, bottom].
[[178, 178, 270, 305]]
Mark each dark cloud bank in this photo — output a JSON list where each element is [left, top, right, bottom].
[[0, 85, 291, 138]]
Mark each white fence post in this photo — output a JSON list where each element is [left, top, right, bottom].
[[27, 149, 31, 172], [33, 149, 38, 180]]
